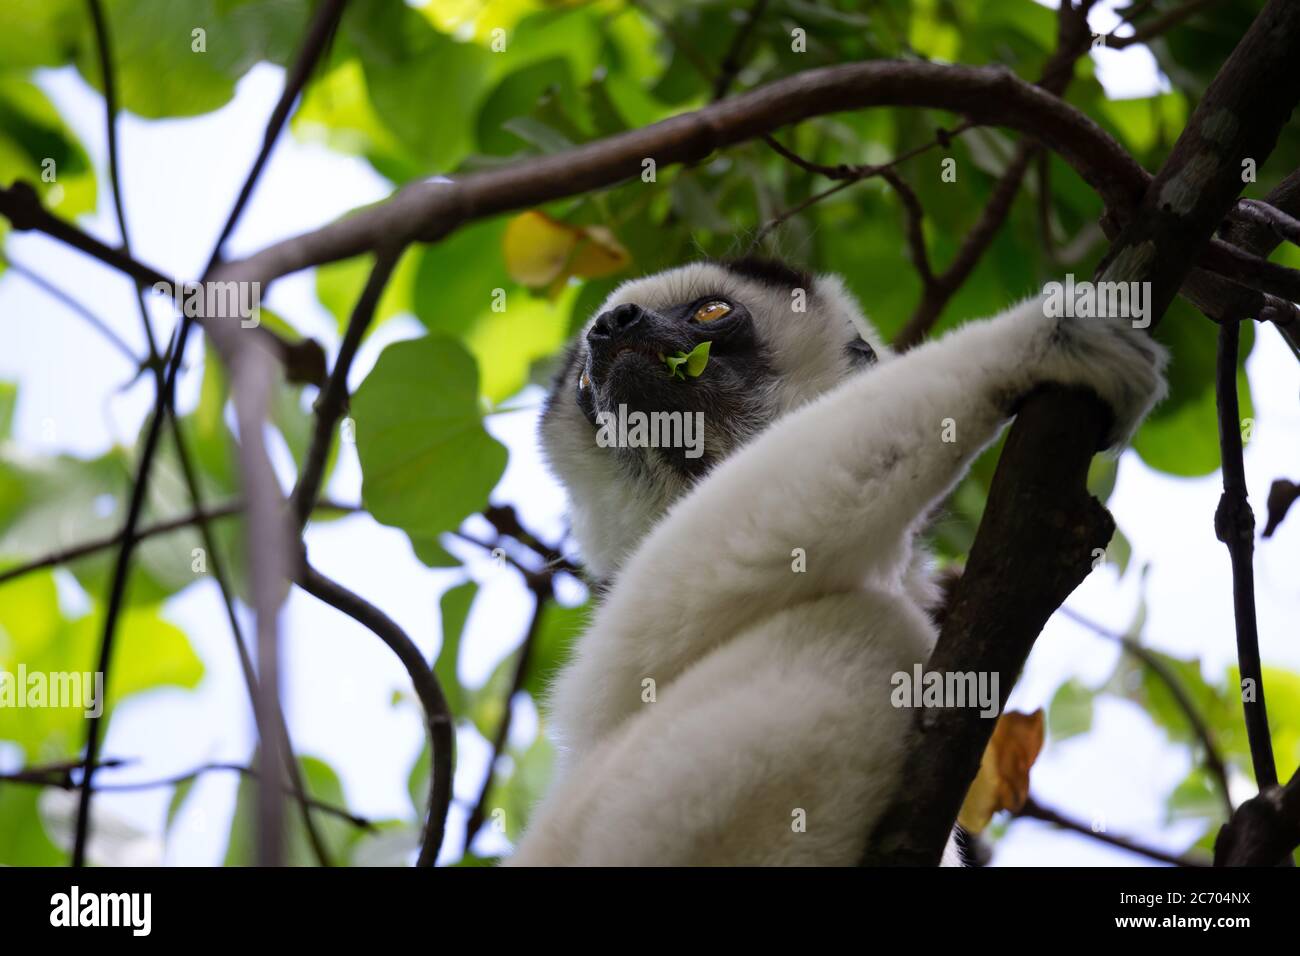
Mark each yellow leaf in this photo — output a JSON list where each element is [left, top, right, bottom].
[[569, 224, 630, 279], [503, 212, 630, 293], [504, 211, 576, 288], [957, 709, 1044, 834]]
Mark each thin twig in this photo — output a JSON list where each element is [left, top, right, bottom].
[[1017, 796, 1211, 866], [69, 0, 350, 869], [752, 126, 975, 249], [482, 504, 582, 578], [292, 244, 402, 528], [0, 759, 372, 830], [1, 254, 139, 363], [86, 1, 332, 864], [1105, 0, 1224, 49], [878, 168, 933, 283], [295, 558, 453, 867], [711, 0, 769, 102], [84, 0, 160, 360], [892, 0, 1095, 349], [1214, 316, 1277, 790], [1058, 606, 1234, 817], [0, 500, 356, 587]]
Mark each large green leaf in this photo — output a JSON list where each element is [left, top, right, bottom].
[[0, 78, 96, 219], [71, 0, 311, 118], [351, 335, 507, 541], [0, 572, 203, 760]]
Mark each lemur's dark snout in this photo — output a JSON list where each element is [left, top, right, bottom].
[[588, 302, 646, 342]]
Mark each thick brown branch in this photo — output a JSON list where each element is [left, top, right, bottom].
[[1214, 766, 1300, 865], [212, 60, 1152, 291]]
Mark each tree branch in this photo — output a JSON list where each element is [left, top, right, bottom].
[[291, 245, 402, 528], [1105, 0, 1225, 50], [1214, 766, 1300, 865], [68, 0, 349, 869], [0, 254, 139, 363], [211, 60, 1154, 291], [864, 0, 1300, 865], [1017, 796, 1211, 866], [1214, 317, 1277, 789], [1058, 606, 1233, 817], [710, 0, 769, 102], [0, 500, 356, 587], [1230, 197, 1300, 247], [892, 0, 1097, 349], [0, 759, 373, 830], [294, 558, 453, 867]]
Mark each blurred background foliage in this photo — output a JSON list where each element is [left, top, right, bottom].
[[0, 0, 1296, 865]]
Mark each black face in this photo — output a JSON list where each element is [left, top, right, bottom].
[[571, 291, 774, 475]]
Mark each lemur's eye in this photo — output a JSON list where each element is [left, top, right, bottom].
[[693, 300, 731, 323], [579, 370, 591, 390]]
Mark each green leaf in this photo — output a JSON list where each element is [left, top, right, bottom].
[[351, 336, 507, 541], [1048, 678, 1094, 742], [1133, 365, 1252, 477], [314, 243, 418, 335], [0, 78, 97, 218], [0, 576, 202, 760], [0, 381, 16, 440], [0, 0, 82, 71], [411, 219, 510, 338], [476, 57, 579, 157], [347, 0, 492, 172], [0, 787, 64, 865], [75, 0, 310, 119], [662, 341, 711, 380]]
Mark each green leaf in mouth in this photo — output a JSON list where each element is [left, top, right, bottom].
[[659, 340, 712, 380]]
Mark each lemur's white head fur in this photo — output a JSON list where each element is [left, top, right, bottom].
[[540, 258, 888, 580]]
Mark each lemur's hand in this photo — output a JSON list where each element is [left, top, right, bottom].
[[1010, 295, 1168, 449]]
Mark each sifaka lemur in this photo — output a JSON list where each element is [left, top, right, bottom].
[[508, 257, 1166, 865]]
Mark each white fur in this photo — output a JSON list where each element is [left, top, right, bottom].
[[514, 269, 1166, 866]]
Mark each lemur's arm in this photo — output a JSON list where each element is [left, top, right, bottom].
[[551, 297, 1164, 754]]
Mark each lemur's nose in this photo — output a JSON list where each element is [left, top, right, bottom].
[[588, 303, 645, 341]]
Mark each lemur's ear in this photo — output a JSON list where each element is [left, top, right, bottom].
[[845, 337, 878, 368]]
